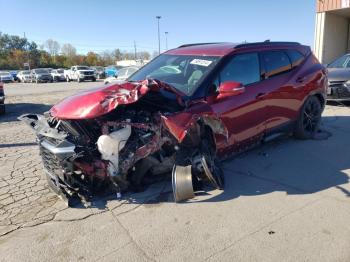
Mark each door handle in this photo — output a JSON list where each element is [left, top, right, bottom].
[[256, 93, 266, 99], [296, 76, 306, 83]]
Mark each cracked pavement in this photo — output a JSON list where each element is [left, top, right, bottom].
[[1, 82, 350, 261]]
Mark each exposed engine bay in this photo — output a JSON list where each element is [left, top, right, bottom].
[[19, 80, 224, 206]]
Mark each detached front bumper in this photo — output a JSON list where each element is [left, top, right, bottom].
[[19, 113, 83, 204]]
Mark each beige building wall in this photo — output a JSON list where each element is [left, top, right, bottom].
[[322, 13, 349, 63], [314, 12, 349, 64]]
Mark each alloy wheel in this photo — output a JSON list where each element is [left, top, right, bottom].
[[302, 98, 321, 133]]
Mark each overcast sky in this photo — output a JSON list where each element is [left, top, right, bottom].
[[0, 0, 316, 54]]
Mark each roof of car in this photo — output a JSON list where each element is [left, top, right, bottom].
[[166, 43, 237, 56], [166, 41, 303, 56]]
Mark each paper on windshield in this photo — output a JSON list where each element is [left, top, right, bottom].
[[190, 59, 213, 67]]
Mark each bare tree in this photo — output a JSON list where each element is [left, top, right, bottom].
[[112, 49, 123, 61], [44, 39, 60, 56], [61, 43, 76, 57]]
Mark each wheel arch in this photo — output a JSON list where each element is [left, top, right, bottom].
[[313, 92, 326, 108]]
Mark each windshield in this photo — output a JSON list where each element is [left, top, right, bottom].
[[34, 69, 49, 74], [76, 66, 90, 70], [328, 55, 350, 68], [129, 54, 220, 96], [0, 72, 10, 76], [127, 67, 139, 75]]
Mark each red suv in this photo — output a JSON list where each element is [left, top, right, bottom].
[[21, 42, 327, 205]]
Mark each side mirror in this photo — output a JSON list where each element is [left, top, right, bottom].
[[218, 81, 245, 97]]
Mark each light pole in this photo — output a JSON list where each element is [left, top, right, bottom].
[[165, 32, 169, 50], [156, 16, 161, 54]]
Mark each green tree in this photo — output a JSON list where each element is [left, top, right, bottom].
[[86, 51, 98, 65]]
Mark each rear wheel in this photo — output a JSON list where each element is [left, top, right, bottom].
[[294, 96, 322, 139]]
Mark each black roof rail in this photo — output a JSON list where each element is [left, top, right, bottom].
[[235, 41, 301, 49], [178, 42, 225, 48]]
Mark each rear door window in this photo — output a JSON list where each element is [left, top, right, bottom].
[[286, 50, 305, 68], [262, 51, 292, 78]]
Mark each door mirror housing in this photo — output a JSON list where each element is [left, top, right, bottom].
[[218, 81, 245, 97]]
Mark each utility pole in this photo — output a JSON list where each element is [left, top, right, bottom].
[[156, 16, 161, 55], [165, 32, 169, 50], [134, 40, 137, 60], [23, 32, 30, 70]]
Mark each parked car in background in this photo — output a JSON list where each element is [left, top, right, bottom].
[[51, 69, 65, 82], [64, 66, 96, 82], [327, 53, 350, 101], [0, 71, 14, 83], [10, 71, 18, 82], [0, 82, 5, 114], [104, 65, 121, 77], [20, 42, 327, 205], [17, 70, 32, 83], [104, 66, 140, 84], [91, 66, 106, 79], [31, 68, 53, 83], [42, 68, 53, 73]]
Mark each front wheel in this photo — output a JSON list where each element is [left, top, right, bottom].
[[294, 96, 322, 139], [200, 138, 225, 190]]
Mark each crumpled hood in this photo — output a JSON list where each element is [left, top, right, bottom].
[[50, 82, 144, 119], [50, 80, 184, 120]]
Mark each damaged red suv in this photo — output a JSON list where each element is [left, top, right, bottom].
[[20, 42, 327, 205]]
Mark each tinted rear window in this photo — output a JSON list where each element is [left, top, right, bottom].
[[262, 51, 292, 78], [287, 50, 305, 68]]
